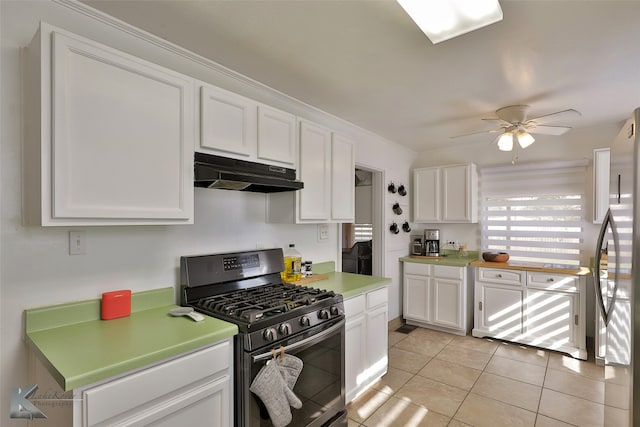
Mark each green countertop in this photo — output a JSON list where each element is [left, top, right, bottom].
[[399, 251, 479, 267], [25, 288, 238, 391], [307, 263, 392, 298]]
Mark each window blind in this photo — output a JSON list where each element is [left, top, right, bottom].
[[479, 160, 588, 266], [354, 224, 373, 242]]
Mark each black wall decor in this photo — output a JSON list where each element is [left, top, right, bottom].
[[389, 222, 399, 234]]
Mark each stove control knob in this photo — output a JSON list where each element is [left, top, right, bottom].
[[263, 328, 277, 342], [278, 323, 292, 336], [299, 316, 311, 327], [330, 306, 340, 316], [318, 309, 330, 320]]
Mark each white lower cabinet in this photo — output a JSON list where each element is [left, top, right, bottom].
[[73, 340, 233, 427], [473, 267, 587, 360], [344, 286, 388, 403], [402, 262, 472, 335]]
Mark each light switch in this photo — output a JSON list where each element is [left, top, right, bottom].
[[318, 224, 329, 241], [69, 231, 87, 255]]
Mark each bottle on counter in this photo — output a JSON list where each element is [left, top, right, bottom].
[[282, 244, 302, 282]]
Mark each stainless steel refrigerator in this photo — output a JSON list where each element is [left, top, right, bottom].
[[595, 107, 639, 426]]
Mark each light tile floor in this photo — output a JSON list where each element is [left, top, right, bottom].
[[347, 326, 605, 427]]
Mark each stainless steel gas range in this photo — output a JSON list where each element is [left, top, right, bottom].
[[180, 248, 346, 427]]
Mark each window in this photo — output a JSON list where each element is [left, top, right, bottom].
[[354, 224, 373, 242], [480, 160, 588, 266]]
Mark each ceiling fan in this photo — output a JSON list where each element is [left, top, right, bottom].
[[452, 105, 582, 151]]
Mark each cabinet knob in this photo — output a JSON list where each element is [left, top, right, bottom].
[[547, 278, 555, 282], [496, 274, 503, 278]]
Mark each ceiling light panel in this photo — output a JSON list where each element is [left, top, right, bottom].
[[397, 0, 503, 44]]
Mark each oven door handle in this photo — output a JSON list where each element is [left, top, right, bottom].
[[252, 318, 345, 363]]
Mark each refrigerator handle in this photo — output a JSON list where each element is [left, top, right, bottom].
[[594, 208, 611, 326]]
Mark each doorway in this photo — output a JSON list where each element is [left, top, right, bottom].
[[341, 167, 384, 276]]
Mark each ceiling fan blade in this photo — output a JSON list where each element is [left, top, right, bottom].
[[450, 128, 503, 139], [526, 109, 581, 126], [527, 125, 572, 135]]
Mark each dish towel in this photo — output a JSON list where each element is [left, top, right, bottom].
[[250, 358, 302, 427]]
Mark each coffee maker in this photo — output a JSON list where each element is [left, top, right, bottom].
[[411, 235, 425, 255], [424, 229, 440, 256]]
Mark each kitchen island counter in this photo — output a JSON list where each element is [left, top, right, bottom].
[[25, 287, 238, 391]]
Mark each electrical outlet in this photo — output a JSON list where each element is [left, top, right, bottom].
[[69, 231, 87, 255], [318, 224, 329, 241]]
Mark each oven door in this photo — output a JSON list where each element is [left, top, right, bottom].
[[242, 318, 346, 427]]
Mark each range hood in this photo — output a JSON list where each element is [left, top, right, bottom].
[[194, 152, 304, 193]]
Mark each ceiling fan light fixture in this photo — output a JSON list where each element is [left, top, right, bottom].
[[397, 0, 503, 44], [497, 132, 514, 151], [516, 130, 535, 148]]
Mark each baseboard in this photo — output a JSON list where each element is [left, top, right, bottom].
[[388, 316, 403, 331]]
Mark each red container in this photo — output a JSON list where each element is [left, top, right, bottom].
[[101, 290, 132, 320]]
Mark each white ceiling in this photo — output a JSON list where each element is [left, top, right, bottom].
[[83, 0, 640, 152]]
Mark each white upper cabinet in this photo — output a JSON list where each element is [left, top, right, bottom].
[[257, 105, 297, 166], [298, 120, 332, 220], [267, 120, 355, 224], [25, 24, 194, 226], [200, 84, 255, 157], [331, 133, 356, 221], [414, 168, 440, 222], [413, 163, 478, 223], [198, 83, 297, 168]]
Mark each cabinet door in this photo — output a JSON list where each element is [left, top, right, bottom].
[[115, 377, 231, 427], [432, 278, 463, 329], [331, 133, 355, 222], [477, 283, 523, 335], [200, 84, 255, 157], [413, 168, 440, 222], [345, 314, 366, 402], [442, 164, 475, 222], [257, 105, 296, 166], [525, 290, 578, 348], [298, 121, 331, 220], [404, 274, 430, 321], [48, 30, 194, 224], [366, 304, 389, 383]]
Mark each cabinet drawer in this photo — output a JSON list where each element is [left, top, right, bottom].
[[344, 294, 366, 317], [478, 268, 524, 286], [433, 265, 463, 280], [404, 262, 431, 276], [84, 341, 230, 426], [527, 272, 579, 292], [367, 287, 388, 309]]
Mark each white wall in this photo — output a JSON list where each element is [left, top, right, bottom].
[[0, 1, 414, 425]]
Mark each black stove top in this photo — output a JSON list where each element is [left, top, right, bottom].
[[192, 282, 338, 324]]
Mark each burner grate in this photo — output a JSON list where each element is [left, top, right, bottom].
[[193, 282, 336, 324]]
